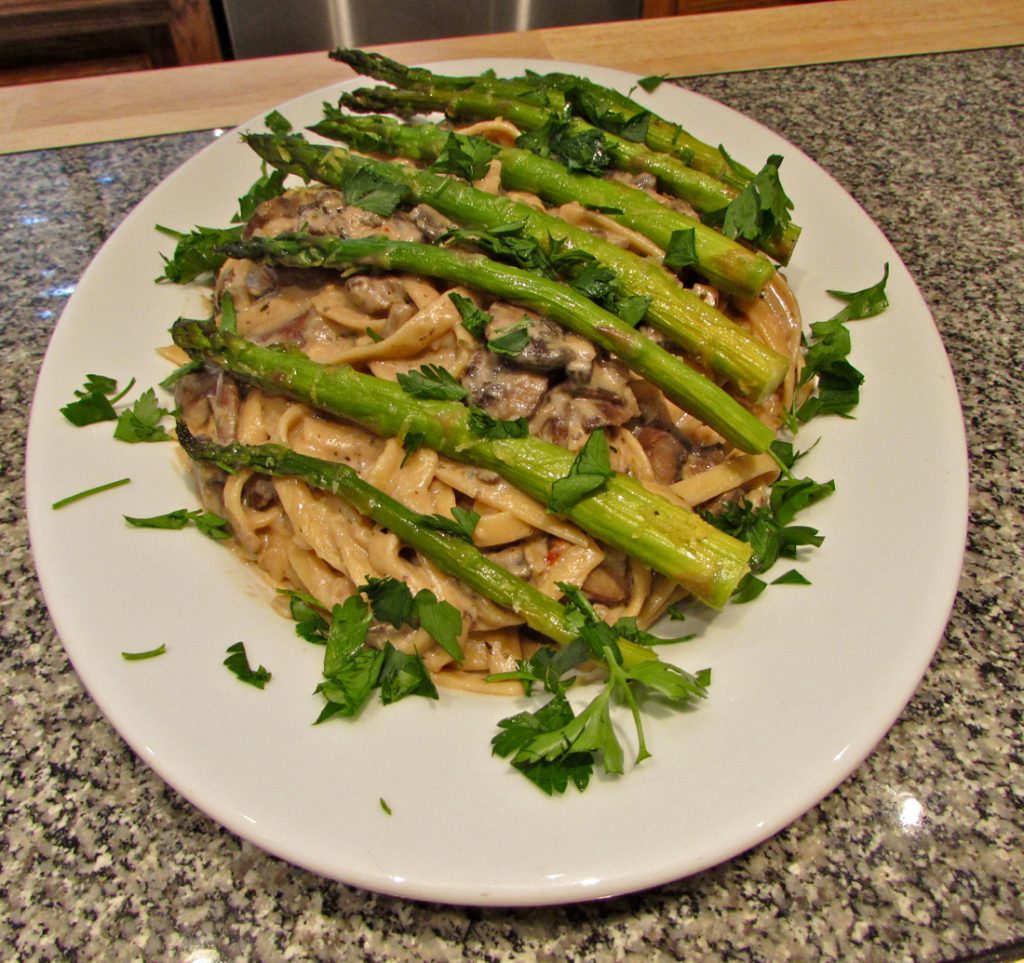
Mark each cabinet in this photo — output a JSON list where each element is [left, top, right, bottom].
[[0, 0, 222, 85]]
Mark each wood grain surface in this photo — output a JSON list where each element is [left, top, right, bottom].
[[1, 0, 1021, 153]]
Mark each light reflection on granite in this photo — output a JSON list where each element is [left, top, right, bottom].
[[1, 48, 1021, 961]]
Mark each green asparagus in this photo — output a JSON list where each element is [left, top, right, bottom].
[[330, 48, 752, 189], [329, 50, 800, 263], [219, 232, 775, 454], [171, 318, 752, 608], [310, 110, 776, 299], [176, 422, 662, 665], [243, 133, 789, 402]]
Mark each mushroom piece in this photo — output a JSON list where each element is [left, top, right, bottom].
[[460, 349, 550, 421]]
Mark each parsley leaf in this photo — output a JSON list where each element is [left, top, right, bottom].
[[772, 568, 811, 586], [156, 224, 242, 283], [359, 576, 416, 629], [731, 573, 767, 604], [113, 388, 173, 443], [702, 154, 793, 247], [701, 474, 832, 578], [827, 264, 890, 322], [396, 363, 468, 400], [355, 577, 465, 663], [663, 227, 699, 272], [430, 131, 499, 182], [340, 167, 408, 216], [400, 430, 427, 463], [232, 166, 288, 224], [123, 507, 231, 540], [263, 109, 293, 135], [795, 266, 888, 422], [548, 429, 614, 513], [448, 291, 491, 340], [570, 262, 618, 304], [279, 588, 330, 644], [467, 408, 530, 440], [444, 221, 554, 277], [486, 317, 531, 356], [223, 641, 271, 689], [324, 596, 373, 676], [379, 642, 439, 704], [616, 294, 651, 327], [159, 359, 203, 390], [60, 374, 134, 426], [492, 695, 595, 795], [316, 648, 384, 722], [516, 114, 613, 176], [564, 86, 654, 145], [420, 506, 480, 542], [412, 589, 464, 662], [634, 73, 683, 93]]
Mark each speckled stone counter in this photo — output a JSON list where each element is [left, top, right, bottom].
[[2, 45, 1022, 962]]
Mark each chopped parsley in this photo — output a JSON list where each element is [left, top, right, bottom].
[[448, 291, 491, 340], [51, 477, 131, 510], [310, 580, 462, 722], [420, 506, 480, 543], [124, 507, 231, 540], [60, 374, 134, 426], [795, 265, 890, 422], [232, 166, 288, 224], [486, 317, 532, 356], [121, 644, 167, 661], [547, 428, 614, 513], [263, 109, 293, 135], [156, 224, 243, 283], [396, 363, 468, 401], [429, 130, 499, 182], [702, 154, 793, 248], [467, 408, 529, 440], [112, 388, 173, 443], [339, 167, 408, 217], [490, 585, 709, 795], [663, 227, 699, 272], [223, 641, 271, 689], [517, 114, 614, 176], [564, 85, 653, 144]]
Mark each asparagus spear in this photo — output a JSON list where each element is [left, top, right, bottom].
[[220, 232, 775, 454], [310, 110, 776, 300], [329, 52, 800, 264], [244, 133, 789, 402], [339, 85, 733, 217], [176, 421, 663, 667], [171, 318, 752, 608], [330, 48, 752, 189]]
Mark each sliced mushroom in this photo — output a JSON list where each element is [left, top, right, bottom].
[[461, 349, 549, 420]]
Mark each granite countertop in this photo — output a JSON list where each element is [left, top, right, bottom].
[[1, 46, 1021, 962]]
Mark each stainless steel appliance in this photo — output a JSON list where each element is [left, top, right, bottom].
[[219, 0, 642, 59]]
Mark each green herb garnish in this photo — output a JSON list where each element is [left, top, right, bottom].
[[223, 641, 271, 689], [121, 644, 167, 661]]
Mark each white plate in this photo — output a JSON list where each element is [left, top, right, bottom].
[[25, 60, 968, 906]]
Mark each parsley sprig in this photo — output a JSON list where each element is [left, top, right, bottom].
[[702, 153, 793, 249], [547, 428, 614, 513], [61, 375, 174, 443], [283, 579, 466, 723], [794, 265, 890, 423], [489, 584, 710, 795]]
